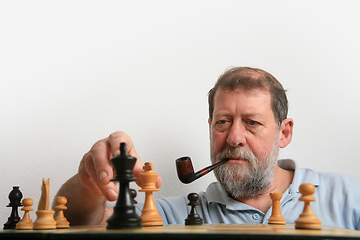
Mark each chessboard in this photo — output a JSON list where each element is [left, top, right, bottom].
[[2, 224, 360, 239]]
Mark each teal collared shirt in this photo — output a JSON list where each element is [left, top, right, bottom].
[[136, 159, 360, 230]]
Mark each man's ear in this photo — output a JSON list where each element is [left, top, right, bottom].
[[279, 118, 294, 148]]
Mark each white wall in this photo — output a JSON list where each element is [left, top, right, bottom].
[[1, 0, 360, 222]]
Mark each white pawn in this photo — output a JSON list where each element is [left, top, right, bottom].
[[295, 183, 321, 229], [55, 196, 70, 229], [16, 198, 34, 230]]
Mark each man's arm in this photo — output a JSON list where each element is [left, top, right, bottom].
[[53, 131, 162, 225]]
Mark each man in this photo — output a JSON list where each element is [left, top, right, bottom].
[[55, 67, 360, 229]]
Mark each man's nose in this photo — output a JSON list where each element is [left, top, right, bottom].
[[226, 122, 246, 148]]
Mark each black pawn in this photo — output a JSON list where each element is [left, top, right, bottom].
[[3, 186, 23, 229], [185, 193, 203, 225], [130, 189, 138, 205], [106, 143, 142, 229]]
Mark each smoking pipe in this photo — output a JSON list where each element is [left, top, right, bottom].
[[175, 156, 229, 184]]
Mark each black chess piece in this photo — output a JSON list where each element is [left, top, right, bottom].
[[185, 193, 203, 225], [3, 186, 23, 229], [130, 189, 138, 205], [106, 143, 142, 229]]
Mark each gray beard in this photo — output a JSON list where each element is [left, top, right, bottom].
[[211, 137, 279, 199]]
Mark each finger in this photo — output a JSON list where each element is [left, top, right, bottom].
[[80, 151, 119, 201], [78, 153, 103, 196], [131, 155, 145, 188], [155, 176, 162, 188], [108, 131, 144, 183], [90, 139, 114, 186], [108, 131, 137, 157]]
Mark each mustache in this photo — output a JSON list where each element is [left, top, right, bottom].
[[216, 146, 258, 164]]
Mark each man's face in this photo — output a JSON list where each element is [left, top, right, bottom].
[[209, 87, 280, 198]]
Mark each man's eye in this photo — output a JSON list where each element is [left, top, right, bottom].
[[214, 119, 229, 131], [248, 120, 258, 126]]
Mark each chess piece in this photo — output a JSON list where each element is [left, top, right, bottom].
[[268, 193, 286, 225], [33, 178, 57, 229], [16, 198, 34, 230], [106, 142, 142, 229], [185, 193, 203, 225], [130, 189, 138, 205], [295, 183, 322, 229], [3, 186, 23, 229], [139, 162, 163, 226], [55, 196, 70, 229]]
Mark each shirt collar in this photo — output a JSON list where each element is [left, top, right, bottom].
[[279, 159, 320, 193]]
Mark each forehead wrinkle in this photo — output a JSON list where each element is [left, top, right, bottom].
[[213, 88, 273, 121]]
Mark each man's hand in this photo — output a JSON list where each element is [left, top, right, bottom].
[[78, 131, 162, 201]]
